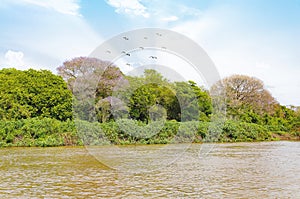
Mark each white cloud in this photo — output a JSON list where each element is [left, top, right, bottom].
[[4, 50, 25, 68], [7, 0, 81, 16], [106, 0, 149, 18], [161, 16, 178, 22], [1, 50, 42, 70], [16, 16, 102, 72], [0, 1, 102, 73], [177, 4, 202, 17], [255, 62, 271, 70], [171, 5, 300, 106], [172, 17, 218, 41]]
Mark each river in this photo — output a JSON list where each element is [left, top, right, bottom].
[[0, 141, 299, 198]]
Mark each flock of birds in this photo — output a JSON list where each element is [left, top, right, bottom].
[[104, 32, 167, 67]]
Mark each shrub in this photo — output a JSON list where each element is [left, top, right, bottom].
[[220, 120, 272, 142], [0, 118, 78, 147]]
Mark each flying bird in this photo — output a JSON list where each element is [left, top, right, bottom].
[[156, 33, 162, 36], [149, 56, 157, 59], [123, 36, 129, 40], [121, 51, 130, 56], [106, 50, 111, 54]]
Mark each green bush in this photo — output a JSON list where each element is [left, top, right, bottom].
[[0, 118, 78, 147], [76, 120, 111, 145], [220, 120, 272, 142], [0, 118, 295, 147]]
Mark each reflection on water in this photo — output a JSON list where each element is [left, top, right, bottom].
[[0, 142, 299, 198]]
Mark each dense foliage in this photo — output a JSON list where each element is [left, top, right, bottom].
[[0, 68, 72, 121], [211, 74, 300, 137], [0, 57, 299, 147], [0, 118, 77, 147], [4, 118, 298, 147], [211, 74, 277, 119], [117, 71, 212, 123]]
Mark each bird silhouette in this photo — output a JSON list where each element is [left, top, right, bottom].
[[149, 56, 157, 59], [121, 51, 130, 56], [156, 33, 162, 36], [123, 36, 129, 40], [106, 50, 111, 54]]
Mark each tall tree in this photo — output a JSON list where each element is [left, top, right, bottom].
[[172, 81, 209, 122], [57, 57, 120, 92], [211, 74, 278, 120], [188, 81, 212, 121], [57, 57, 124, 122]]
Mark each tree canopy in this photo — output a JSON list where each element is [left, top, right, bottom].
[[211, 74, 278, 120], [58, 58, 213, 123], [0, 68, 72, 121]]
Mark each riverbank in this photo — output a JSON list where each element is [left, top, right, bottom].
[[0, 118, 299, 147]]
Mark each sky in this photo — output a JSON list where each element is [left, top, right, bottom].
[[0, 0, 300, 106]]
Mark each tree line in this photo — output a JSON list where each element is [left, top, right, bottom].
[[0, 57, 299, 146]]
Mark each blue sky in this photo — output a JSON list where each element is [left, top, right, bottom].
[[0, 0, 300, 105]]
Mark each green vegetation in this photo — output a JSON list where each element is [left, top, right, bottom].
[[0, 57, 299, 147], [0, 68, 72, 121], [0, 118, 77, 147]]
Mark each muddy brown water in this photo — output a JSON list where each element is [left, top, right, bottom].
[[0, 141, 299, 198]]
